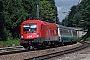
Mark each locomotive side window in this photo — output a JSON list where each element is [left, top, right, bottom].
[[40, 25, 42, 30], [54, 30, 56, 35], [23, 24, 37, 33]]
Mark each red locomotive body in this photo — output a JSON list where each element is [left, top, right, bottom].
[[20, 20, 59, 49]]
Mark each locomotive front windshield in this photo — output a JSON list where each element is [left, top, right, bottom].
[[23, 24, 37, 33]]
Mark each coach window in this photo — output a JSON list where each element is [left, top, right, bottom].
[[62, 29, 68, 37], [73, 30, 77, 37], [60, 28, 63, 35]]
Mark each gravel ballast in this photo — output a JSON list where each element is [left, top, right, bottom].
[[0, 42, 84, 60]]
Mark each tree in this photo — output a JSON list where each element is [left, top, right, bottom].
[[0, 0, 7, 40], [62, 0, 90, 28], [40, 0, 59, 23], [80, 0, 90, 39], [3, 0, 28, 39], [22, 0, 37, 19], [62, 5, 77, 27]]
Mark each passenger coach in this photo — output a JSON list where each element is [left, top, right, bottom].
[[57, 25, 77, 44]]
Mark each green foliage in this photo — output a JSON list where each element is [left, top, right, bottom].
[[22, 0, 36, 18], [2, 0, 31, 40], [86, 37, 90, 41], [40, 0, 58, 23], [0, 39, 20, 48], [62, 5, 78, 27], [0, 0, 5, 40]]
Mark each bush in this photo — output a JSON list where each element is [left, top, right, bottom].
[[0, 39, 20, 48], [86, 37, 90, 41]]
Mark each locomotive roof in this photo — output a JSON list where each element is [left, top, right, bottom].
[[22, 20, 41, 24], [22, 20, 57, 28]]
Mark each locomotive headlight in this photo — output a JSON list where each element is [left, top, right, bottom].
[[21, 35, 23, 38], [36, 34, 39, 37]]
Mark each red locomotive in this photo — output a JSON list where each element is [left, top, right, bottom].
[[20, 20, 59, 49]]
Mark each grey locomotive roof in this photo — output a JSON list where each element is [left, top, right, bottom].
[[56, 24, 72, 30]]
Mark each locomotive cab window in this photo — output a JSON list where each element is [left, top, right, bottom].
[[23, 24, 37, 33]]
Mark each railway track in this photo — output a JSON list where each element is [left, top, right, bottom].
[[24, 41, 90, 60], [0, 41, 89, 60], [0, 46, 29, 55]]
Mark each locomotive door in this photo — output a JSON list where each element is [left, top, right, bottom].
[[58, 28, 62, 42], [40, 24, 50, 41], [47, 26, 50, 40]]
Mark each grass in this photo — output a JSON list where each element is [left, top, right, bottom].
[[86, 37, 90, 41], [0, 39, 20, 48]]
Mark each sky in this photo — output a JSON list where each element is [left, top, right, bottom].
[[55, 0, 81, 22]]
